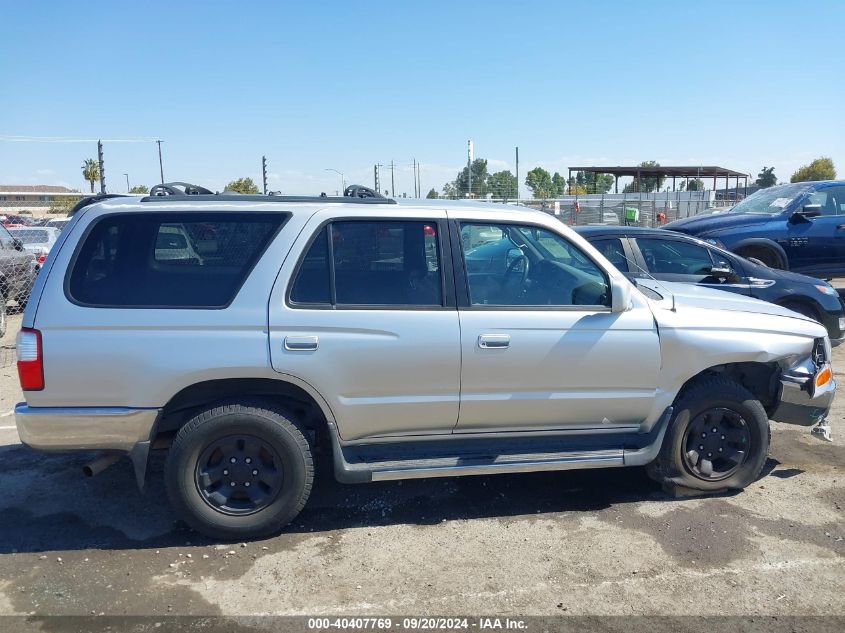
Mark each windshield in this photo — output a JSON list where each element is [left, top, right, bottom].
[[8, 229, 50, 244], [728, 183, 812, 215]]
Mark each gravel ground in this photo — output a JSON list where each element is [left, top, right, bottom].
[[0, 308, 842, 620]]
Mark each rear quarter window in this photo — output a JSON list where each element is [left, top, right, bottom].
[[66, 212, 287, 308]]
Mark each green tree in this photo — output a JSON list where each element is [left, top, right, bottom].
[[441, 181, 458, 199], [551, 172, 567, 197], [686, 178, 704, 191], [525, 167, 554, 199], [790, 157, 836, 183], [573, 171, 614, 194], [49, 195, 82, 215], [449, 159, 490, 197], [568, 183, 588, 195], [81, 158, 100, 193], [225, 177, 260, 194], [129, 185, 149, 194], [622, 160, 664, 193], [755, 166, 777, 188], [425, 188, 439, 199], [487, 170, 518, 199]]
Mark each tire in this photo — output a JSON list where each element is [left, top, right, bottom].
[[165, 399, 314, 540], [738, 247, 783, 270], [781, 301, 819, 322], [648, 376, 769, 492], [0, 297, 6, 339]]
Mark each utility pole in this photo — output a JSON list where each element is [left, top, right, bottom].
[[412, 158, 418, 197], [416, 161, 421, 197], [467, 140, 473, 198], [374, 164, 381, 193], [97, 140, 106, 193], [390, 161, 395, 197], [124, 173, 130, 192], [261, 155, 268, 195], [156, 140, 165, 184], [515, 146, 519, 201]]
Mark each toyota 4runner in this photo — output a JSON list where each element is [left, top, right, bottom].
[[14, 185, 836, 539]]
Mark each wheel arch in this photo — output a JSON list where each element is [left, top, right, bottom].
[[732, 238, 788, 269], [675, 361, 781, 415]]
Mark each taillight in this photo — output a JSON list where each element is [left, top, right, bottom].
[[37, 251, 47, 264], [17, 328, 43, 391]]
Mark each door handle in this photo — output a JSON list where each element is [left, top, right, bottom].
[[478, 333, 510, 349], [836, 224, 845, 230], [284, 336, 319, 351]]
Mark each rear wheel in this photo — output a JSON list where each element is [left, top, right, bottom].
[[648, 376, 769, 491], [165, 400, 314, 540]]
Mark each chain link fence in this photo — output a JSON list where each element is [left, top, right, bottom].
[[1, 202, 68, 368]]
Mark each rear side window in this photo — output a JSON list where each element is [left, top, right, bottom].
[[289, 220, 443, 307], [67, 213, 286, 308], [589, 238, 629, 272]]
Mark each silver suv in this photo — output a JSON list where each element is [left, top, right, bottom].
[[14, 186, 836, 539]]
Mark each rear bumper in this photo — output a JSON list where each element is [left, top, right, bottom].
[[14, 404, 159, 452], [771, 362, 835, 427]]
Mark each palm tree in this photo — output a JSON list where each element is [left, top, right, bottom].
[[82, 158, 100, 193]]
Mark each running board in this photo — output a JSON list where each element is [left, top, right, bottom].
[[368, 450, 624, 481], [328, 407, 674, 484]]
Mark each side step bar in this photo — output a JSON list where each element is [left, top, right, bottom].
[[329, 407, 674, 484], [367, 450, 624, 481]]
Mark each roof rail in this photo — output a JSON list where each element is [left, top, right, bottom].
[[67, 193, 133, 217], [141, 182, 396, 204]]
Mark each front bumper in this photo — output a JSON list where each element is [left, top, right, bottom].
[[15, 404, 159, 452], [771, 357, 836, 427]]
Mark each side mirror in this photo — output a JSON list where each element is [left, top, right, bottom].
[[709, 263, 741, 283], [611, 279, 632, 313], [791, 204, 822, 222], [12, 238, 24, 251]]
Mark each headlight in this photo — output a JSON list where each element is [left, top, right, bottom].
[[814, 284, 838, 297]]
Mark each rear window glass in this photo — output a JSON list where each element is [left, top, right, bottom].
[[9, 229, 50, 244], [67, 213, 286, 308]]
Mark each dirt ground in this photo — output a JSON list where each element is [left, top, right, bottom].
[[0, 307, 842, 620]]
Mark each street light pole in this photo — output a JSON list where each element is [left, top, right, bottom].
[[325, 168, 345, 195]]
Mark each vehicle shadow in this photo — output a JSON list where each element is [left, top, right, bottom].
[[0, 443, 755, 554]]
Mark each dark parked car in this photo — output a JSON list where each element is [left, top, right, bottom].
[[573, 225, 844, 345], [0, 225, 38, 337], [662, 181, 845, 278]]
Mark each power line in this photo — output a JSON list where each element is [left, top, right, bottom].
[[0, 136, 159, 143]]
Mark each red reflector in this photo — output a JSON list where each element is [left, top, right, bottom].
[[37, 253, 47, 264], [16, 328, 44, 391]]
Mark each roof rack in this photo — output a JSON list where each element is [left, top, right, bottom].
[[142, 182, 396, 204]]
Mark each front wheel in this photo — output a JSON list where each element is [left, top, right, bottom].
[[648, 376, 769, 491], [165, 400, 314, 540]]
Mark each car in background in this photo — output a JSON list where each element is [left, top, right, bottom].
[[0, 225, 38, 337], [45, 216, 70, 232], [7, 226, 61, 267], [575, 225, 845, 345], [663, 181, 845, 278], [1, 214, 37, 228]]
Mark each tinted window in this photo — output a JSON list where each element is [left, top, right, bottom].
[[68, 213, 286, 308], [290, 227, 331, 305], [460, 223, 610, 307], [589, 238, 629, 272], [637, 238, 714, 275], [289, 221, 443, 307]]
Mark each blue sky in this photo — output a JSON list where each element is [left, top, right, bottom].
[[2, 0, 843, 196]]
